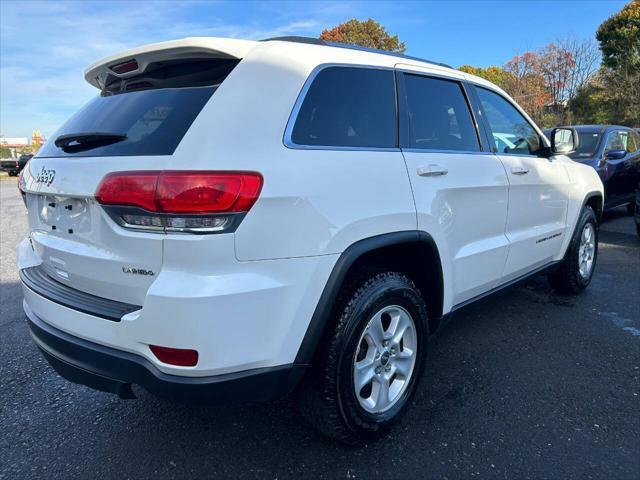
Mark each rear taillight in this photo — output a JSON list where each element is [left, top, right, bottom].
[[95, 171, 263, 234]]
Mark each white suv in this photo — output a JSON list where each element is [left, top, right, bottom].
[[18, 37, 604, 443]]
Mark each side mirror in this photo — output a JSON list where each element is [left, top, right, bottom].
[[550, 127, 579, 155], [605, 149, 626, 160]]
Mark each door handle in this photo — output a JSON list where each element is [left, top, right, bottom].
[[511, 166, 530, 175], [417, 164, 448, 177]]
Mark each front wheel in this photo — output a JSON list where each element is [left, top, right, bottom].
[[299, 272, 428, 444], [548, 206, 598, 294]]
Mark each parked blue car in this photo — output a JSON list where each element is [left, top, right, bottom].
[[544, 125, 640, 212]]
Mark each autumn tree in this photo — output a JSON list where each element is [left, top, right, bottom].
[[502, 51, 550, 122], [320, 18, 405, 52], [538, 43, 575, 108], [458, 65, 513, 90], [558, 37, 600, 103]]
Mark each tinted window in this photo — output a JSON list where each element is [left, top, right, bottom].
[[291, 67, 396, 148], [630, 131, 640, 152], [569, 131, 602, 160], [400, 74, 479, 151], [477, 87, 542, 155], [605, 131, 628, 152], [38, 87, 215, 158]]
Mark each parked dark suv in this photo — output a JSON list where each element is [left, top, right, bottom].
[[544, 125, 640, 212], [1, 153, 33, 176]]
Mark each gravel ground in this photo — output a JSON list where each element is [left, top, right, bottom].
[[1, 177, 638, 479]]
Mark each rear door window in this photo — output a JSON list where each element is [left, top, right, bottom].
[[398, 73, 480, 152], [290, 67, 396, 149]]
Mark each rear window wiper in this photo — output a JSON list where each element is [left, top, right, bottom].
[[54, 132, 127, 153]]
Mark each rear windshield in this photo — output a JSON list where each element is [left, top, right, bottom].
[[38, 58, 238, 158], [37, 87, 214, 158]]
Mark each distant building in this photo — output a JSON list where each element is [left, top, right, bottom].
[[0, 137, 29, 148]]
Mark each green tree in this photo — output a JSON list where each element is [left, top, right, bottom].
[[0, 146, 12, 158], [595, 1, 640, 125], [569, 75, 612, 124], [320, 18, 405, 52], [596, 0, 640, 71]]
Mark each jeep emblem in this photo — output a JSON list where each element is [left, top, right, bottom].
[[35, 166, 56, 186]]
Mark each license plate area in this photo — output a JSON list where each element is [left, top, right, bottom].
[[34, 194, 92, 234]]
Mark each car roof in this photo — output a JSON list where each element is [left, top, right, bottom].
[[261, 36, 453, 69]]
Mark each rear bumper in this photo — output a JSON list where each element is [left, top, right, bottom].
[[27, 311, 306, 403]]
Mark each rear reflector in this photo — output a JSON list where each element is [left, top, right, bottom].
[[96, 171, 263, 214], [149, 345, 198, 367], [111, 59, 139, 74]]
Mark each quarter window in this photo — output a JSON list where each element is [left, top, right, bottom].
[[399, 73, 480, 152], [290, 67, 396, 148], [476, 87, 542, 155]]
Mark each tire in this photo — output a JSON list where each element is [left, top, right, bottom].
[[627, 202, 635, 215], [299, 271, 428, 445], [548, 206, 598, 294], [8, 170, 17, 177]]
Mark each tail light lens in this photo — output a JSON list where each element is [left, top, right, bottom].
[[95, 171, 262, 234]]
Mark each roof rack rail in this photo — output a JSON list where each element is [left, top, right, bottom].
[[261, 36, 453, 69]]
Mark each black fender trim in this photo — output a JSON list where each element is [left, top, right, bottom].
[[582, 191, 604, 223], [556, 191, 602, 264], [294, 230, 443, 365]]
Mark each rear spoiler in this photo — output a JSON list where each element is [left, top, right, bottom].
[[84, 37, 257, 90]]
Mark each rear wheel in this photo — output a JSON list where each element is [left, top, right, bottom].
[[548, 206, 598, 294], [299, 271, 428, 444]]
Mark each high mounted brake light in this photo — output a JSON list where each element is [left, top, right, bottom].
[[111, 59, 139, 74], [95, 171, 263, 234]]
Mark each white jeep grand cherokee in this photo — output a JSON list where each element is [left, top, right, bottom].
[[18, 36, 604, 443]]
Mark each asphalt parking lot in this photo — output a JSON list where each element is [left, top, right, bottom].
[[1, 176, 638, 480]]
